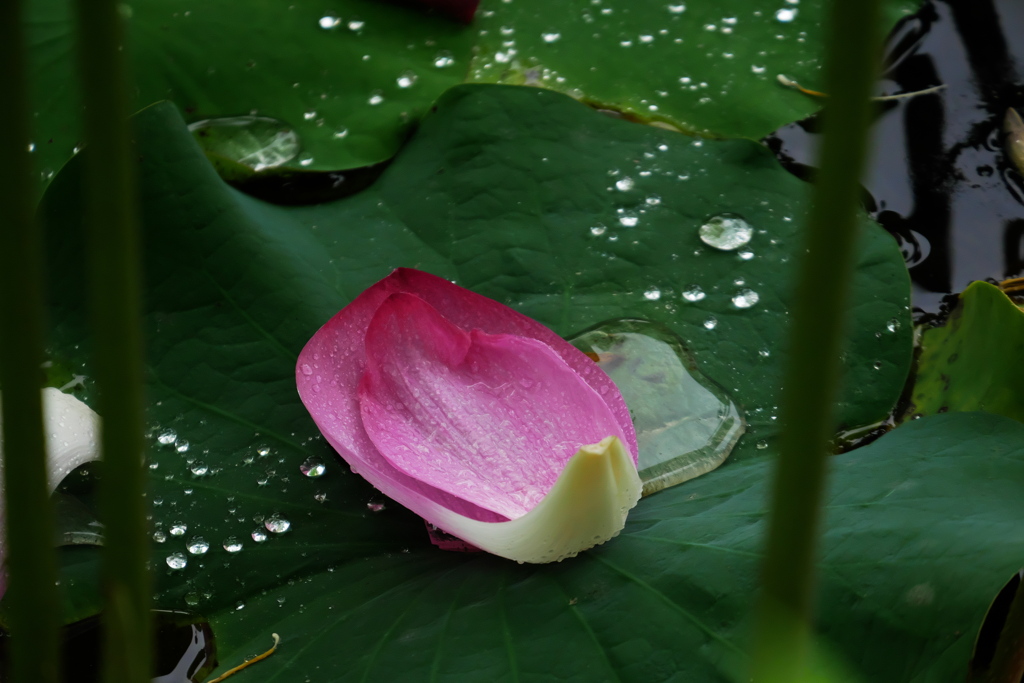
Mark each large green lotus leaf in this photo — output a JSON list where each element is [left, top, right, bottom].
[[40, 86, 910, 617], [203, 412, 1024, 682], [908, 281, 1024, 423], [25, 0, 475, 187], [468, 0, 918, 139]]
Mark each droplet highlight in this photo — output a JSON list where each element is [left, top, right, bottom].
[[699, 213, 753, 251]]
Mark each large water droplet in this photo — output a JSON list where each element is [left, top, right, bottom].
[[174, 439, 190, 453], [166, 552, 188, 569], [188, 116, 301, 172], [731, 289, 760, 309], [703, 316, 718, 330], [187, 536, 210, 555], [190, 461, 208, 476], [569, 319, 744, 495], [251, 528, 268, 543], [775, 7, 797, 22], [264, 514, 291, 534], [223, 537, 243, 553], [699, 213, 753, 251], [368, 91, 384, 106], [541, 32, 561, 43], [886, 318, 901, 333], [153, 530, 167, 543], [318, 15, 340, 29], [169, 522, 187, 537], [300, 456, 326, 478], [157, 429, 177, 445], [643, 288, 662, 301], [615, 176, 635, 191]]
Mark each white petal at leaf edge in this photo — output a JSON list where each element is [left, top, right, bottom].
[[431, 436, 642, 564], [0, 388, 102, 490], [0, 388, 101, 563]]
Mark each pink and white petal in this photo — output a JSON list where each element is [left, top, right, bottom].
[[431, 436, 642, 564], [359, 293, 628, 520], [297, 277, 505, 522], [296, 268, 637, 524], [384, 270, 637, 459]]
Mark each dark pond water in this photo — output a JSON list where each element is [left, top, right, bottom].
[[765, 0, 1024, 317], [0, 610, 215, 683]]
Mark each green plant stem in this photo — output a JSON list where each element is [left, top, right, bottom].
[[0, 3, 61, 683], [72, 1, 151, 681], [751, 0, 882, 680]]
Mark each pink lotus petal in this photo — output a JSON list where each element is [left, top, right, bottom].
[[359, 292, 628, 519], [297, 268, 637, 533]]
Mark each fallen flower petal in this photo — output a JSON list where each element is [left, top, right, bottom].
[[0, 388, 102, 594], [297, 268, 640, 562]]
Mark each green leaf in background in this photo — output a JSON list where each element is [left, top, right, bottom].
[[39, 84, 911, 672], [908, 281, 1024, 423], [25, 0, 476, 185], [25, 0, 918, 194], [446, 0, 915, 139], [205, 412, 1024, 682]]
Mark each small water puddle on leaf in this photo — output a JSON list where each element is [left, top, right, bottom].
[[568, 319, 745, 495], [188, 116, 300, 172]]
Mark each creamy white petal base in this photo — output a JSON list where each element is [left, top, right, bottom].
[[431, 436, 642, 564], [0, 388, 101, 488], [0, 388, 101, 560]]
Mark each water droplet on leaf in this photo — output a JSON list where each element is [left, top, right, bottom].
[[264, 514, 291, 534], [699, 213, 753, 250], [732, 289, 760, 309], [682, 285, 706, 302], [187, 537, 210, 555], [300, 456, 326, 478], [166, 552, 187, 569]]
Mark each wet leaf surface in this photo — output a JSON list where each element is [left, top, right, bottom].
[[206, 412, 1024, 682], [36, 83, 913, 626], [25, 0, 917, 195], [469, 0, 917, 139]]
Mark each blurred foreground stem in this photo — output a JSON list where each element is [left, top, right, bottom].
[[0, 2, 61, 682], [73, 1, 151, 681], [751, 0, 882, 679]]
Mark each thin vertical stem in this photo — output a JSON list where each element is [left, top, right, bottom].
[[752, 0, 882, 680], [72, 1, 151, 681], [0, 3, 62, 683]]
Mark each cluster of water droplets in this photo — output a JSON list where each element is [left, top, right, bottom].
[[316, 15, 365, 31]]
